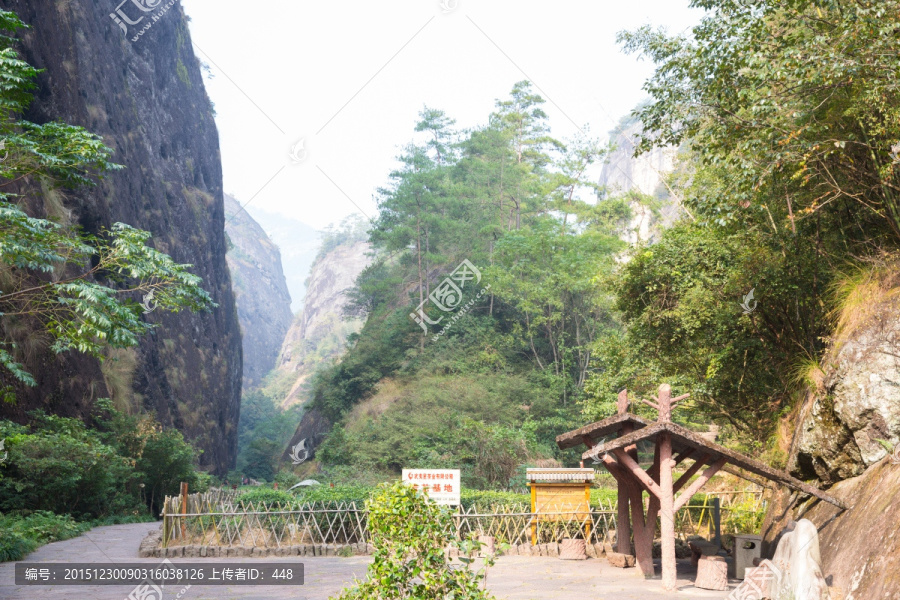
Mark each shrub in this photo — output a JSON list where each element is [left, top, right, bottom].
[[293, 484, 373, 505], [0, 531, 36, 562], [136, 428, 201, 516], [0, 418, 139, 519], [332, 481, 496, 600], [236, 488, 294, 508], [0, 511, 91, 561]]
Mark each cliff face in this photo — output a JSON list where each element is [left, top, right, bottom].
[[788, 290, 900, 484], [599, 117, 680, 244], [762, 276, 900, 599], [267, 239, 370, 408], [243, 207, 320, 314], [224, 195, 293, 389], [0, 0, 242, 474]]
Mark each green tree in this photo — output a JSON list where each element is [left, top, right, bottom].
[[0, 9, 215, 391], [333, 481, 497, 600]]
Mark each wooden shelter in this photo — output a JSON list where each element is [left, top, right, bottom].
[[556, 385, 847, 591]]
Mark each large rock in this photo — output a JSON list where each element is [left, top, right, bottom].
[[224, 195, 293, 389], [764, 462, 900, 600], [598, 116, 680, 244], [0, 0, 241, 474], [267, 233, 370, 409], [790, 291, 900, 484], [763, 282, 900, 598]]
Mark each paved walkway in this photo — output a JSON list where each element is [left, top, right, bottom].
[[0, 523, 737, 599]]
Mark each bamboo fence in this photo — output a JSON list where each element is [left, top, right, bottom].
[[160, 489, 765, 549]]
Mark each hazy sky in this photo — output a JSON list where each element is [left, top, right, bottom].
[[180, 0, 701, 230]]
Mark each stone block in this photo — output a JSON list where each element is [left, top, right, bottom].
[[199, 546, 207, 558], [607, 552, 636, 568], [548, 542, 559, 557], [594, 543, 605, 558], [477, 535, 495, 557], [585, 541, 597, 559], [695, 556, 728, 591]]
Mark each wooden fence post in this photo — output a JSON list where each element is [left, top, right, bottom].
[[180, 482, 188, 540], [162, 496, 169, 548]]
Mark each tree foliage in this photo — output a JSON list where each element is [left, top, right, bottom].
[[333, 481, 497, 600], [580, 0, 900, 448]]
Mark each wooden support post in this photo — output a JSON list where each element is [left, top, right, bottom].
[[616, 424, 633, 556], [646, 444, 662, 542], [602, 454, 654, 577], [626, 475, 655, 578], [674, 457, 727, 512], [659, 433, 677, 592], [673, 454, 712, 494], [530, 483, 537, 546], [180, 482, 188, 540], [613, 448, 662, 499]]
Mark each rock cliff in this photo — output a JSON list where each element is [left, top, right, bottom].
[[599, 115, 680, 244], [762, 269, 900, 599], [224, 195, 292, 389], [267, 237, 370, 408], [788, 284, 900, 484], [0, 0, 242, 474]]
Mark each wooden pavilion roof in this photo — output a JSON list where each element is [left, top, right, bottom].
[[556, 413, 652, 450], [568, 417, 846, 509]]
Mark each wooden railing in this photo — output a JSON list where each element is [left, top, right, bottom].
[[160, 490, 766, 549]]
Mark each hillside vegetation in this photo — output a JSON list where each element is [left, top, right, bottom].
[[289, 0, 900, 489]]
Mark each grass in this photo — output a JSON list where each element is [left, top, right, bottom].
[[830, 256, 900, 350], [0, 511, 155, 562]]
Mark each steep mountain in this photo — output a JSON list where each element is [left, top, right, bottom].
[[266, 228, 370, 408], [243, 206, 320, 313], [599, 115, 680, 244], [224, 195, 293, 389], [0, 0, 242, 475]]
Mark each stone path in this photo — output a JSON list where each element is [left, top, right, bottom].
[[0, 523, 738, 599]]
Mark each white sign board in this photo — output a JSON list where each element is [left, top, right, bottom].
[[401, 469, 461, 506]]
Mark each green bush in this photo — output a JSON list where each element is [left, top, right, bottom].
[[0, 417, 140, 519], [236, 488, 294, 508], [0, 511, 92, 561], [0, 511, 90, 544], [461, 489, 529, 510], [0, 531, 36, 562], [332, 482, 496, 600], [136, 428, 201, 516], [292, 484, 373, 505]]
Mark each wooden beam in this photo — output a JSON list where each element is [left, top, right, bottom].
[[613, 449, 663, 500], [674, 447, 696, 465], [582, 421, 848, 509], [673, 454, 711, 494], [642, 399, 660, 410], [556, 413, 652, 450], [674, 457, 728, 512]]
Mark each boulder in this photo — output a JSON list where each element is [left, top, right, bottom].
[[559, 539, 587, 560], [607, 552, 636, 568]]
